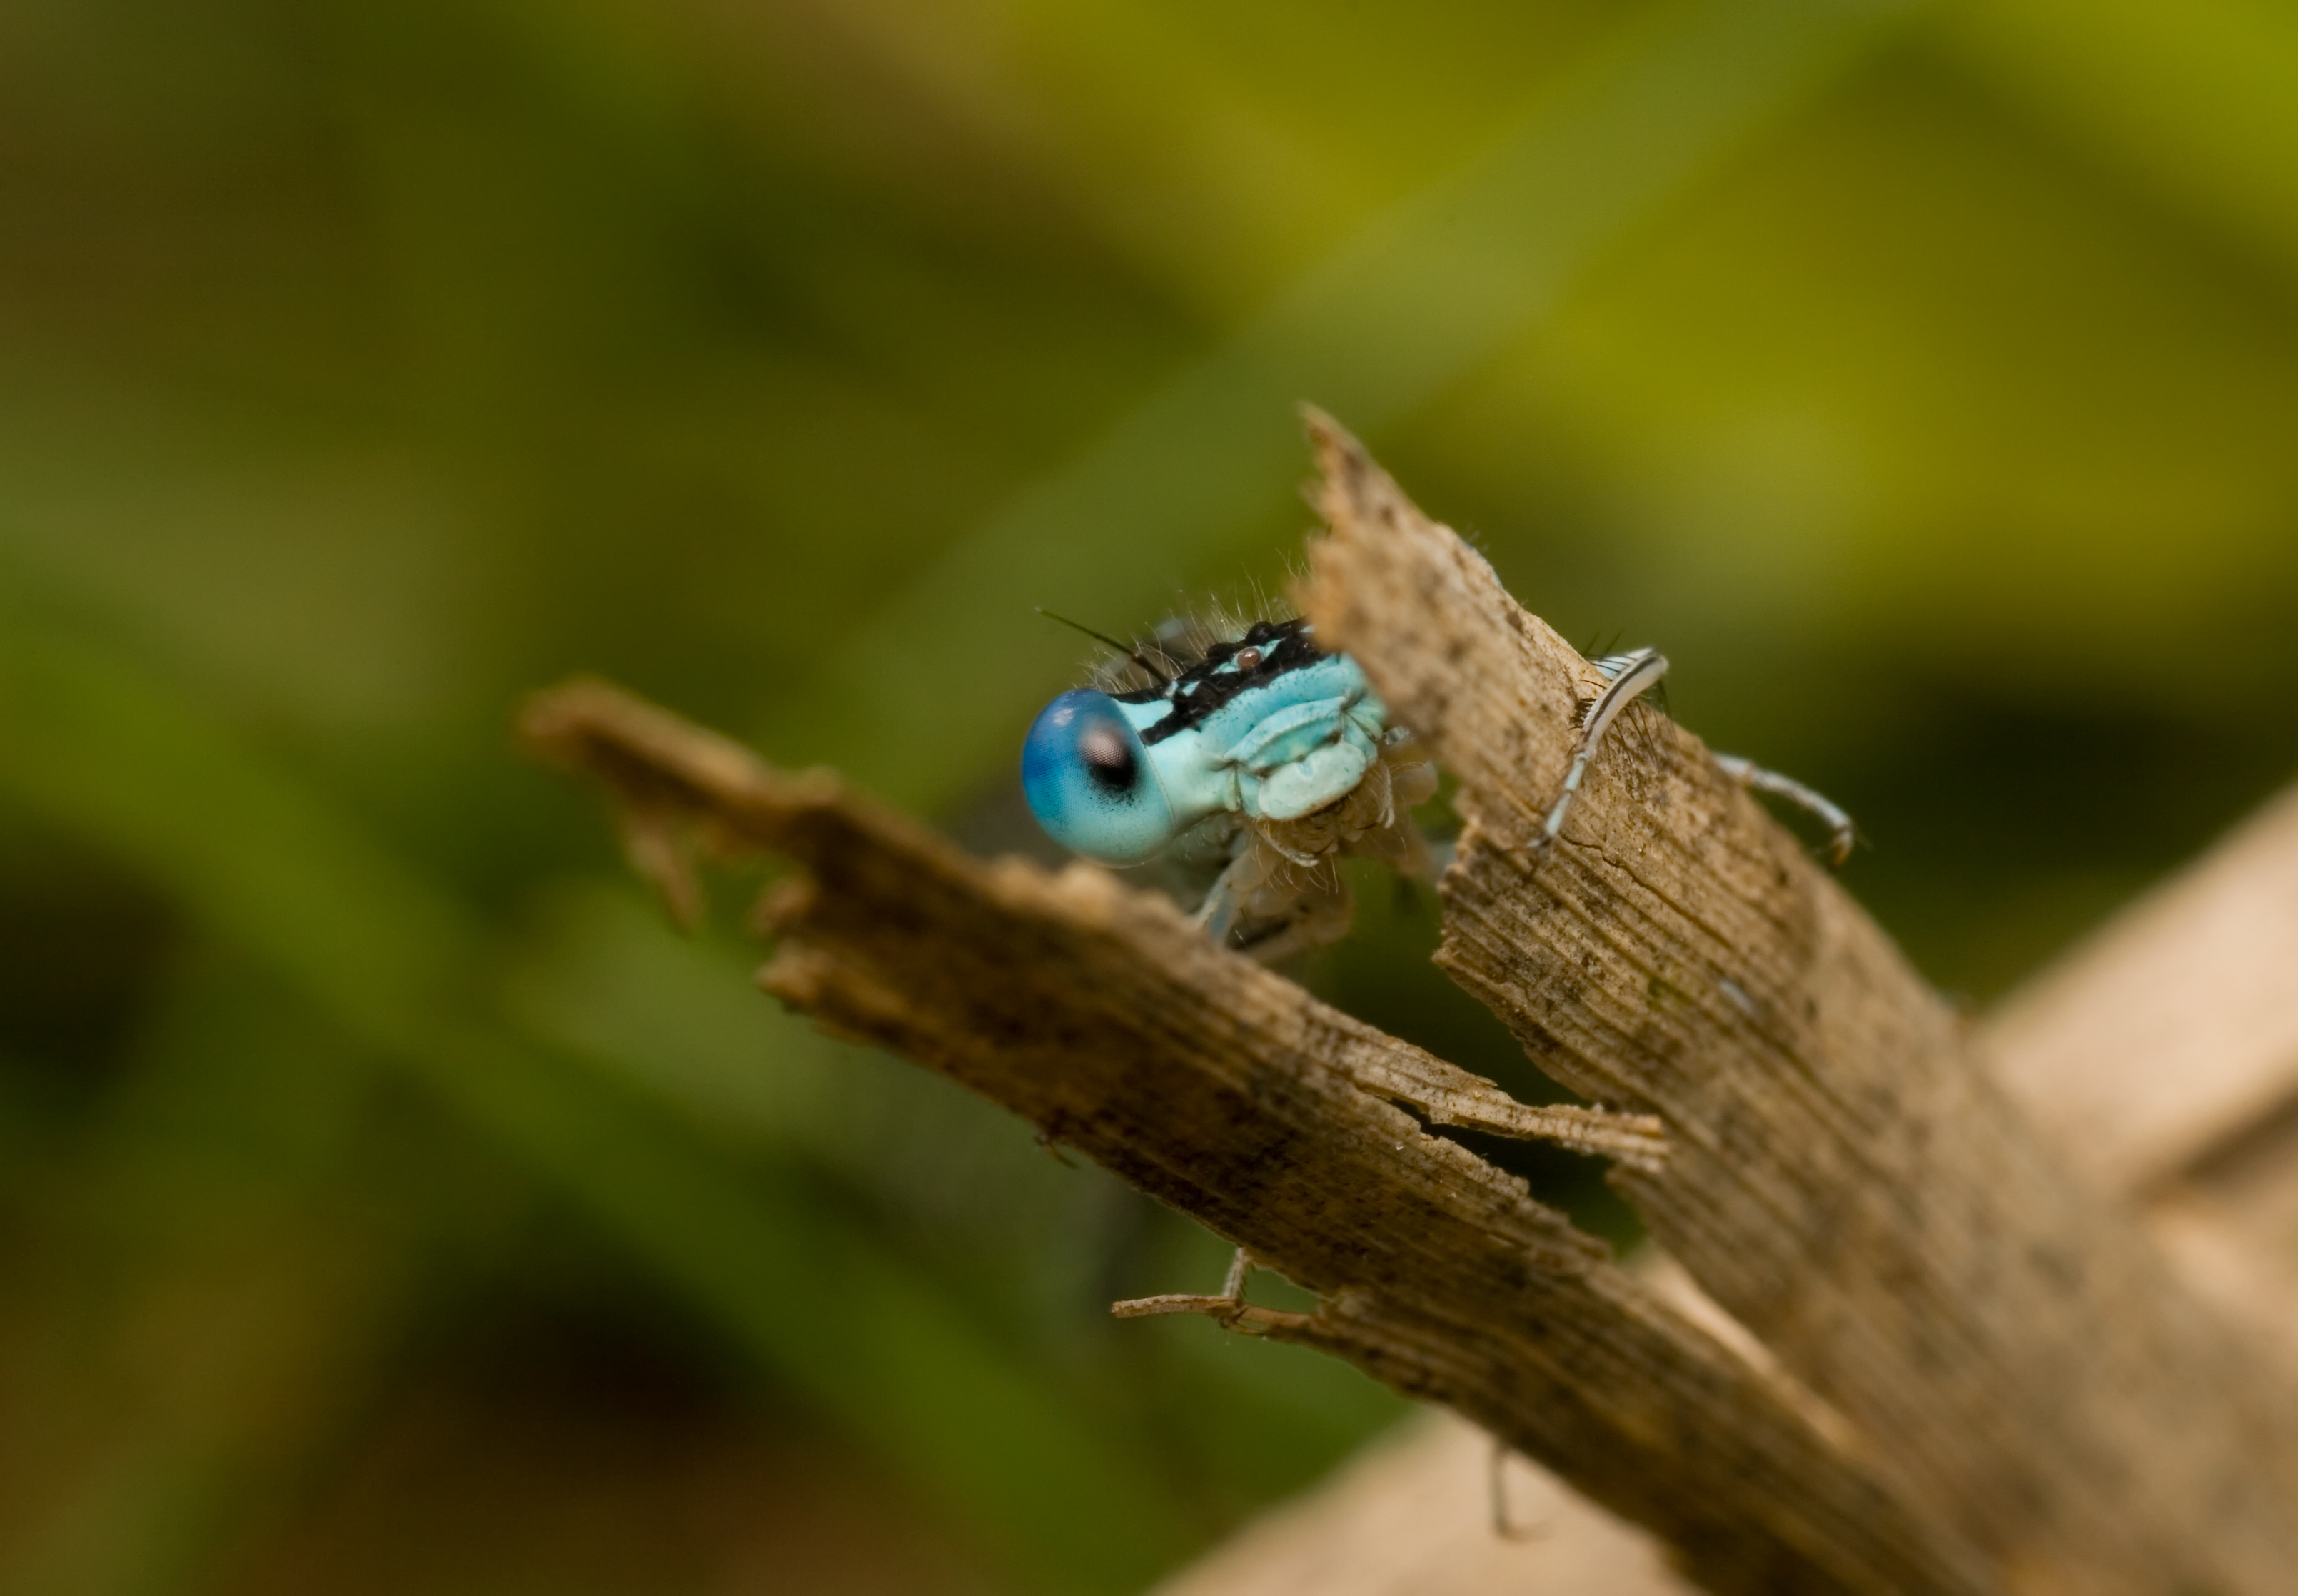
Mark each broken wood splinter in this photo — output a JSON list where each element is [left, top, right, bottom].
[[523, 412, 2298, 1596]]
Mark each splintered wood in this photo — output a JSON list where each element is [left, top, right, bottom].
[[1164, 782, 2298, 1596], [1295, 409, 2298, 1595], [523, 417, 2298, 1596], [521, 682, 1984, 1596]]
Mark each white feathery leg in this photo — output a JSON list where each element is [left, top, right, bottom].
[[1535, 647, 1670, 853], [1713, 753, 1858, 866], [1192, 851, 1248, 943]]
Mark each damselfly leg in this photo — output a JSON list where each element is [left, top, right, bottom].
[[1194, 834, 1359, 964], [1713, 753, 1858, 865], [1535, 647, 1856, 866], [1535, 647, 1670, 853]]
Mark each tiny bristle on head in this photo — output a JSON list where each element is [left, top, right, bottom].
[[1037, 608, 1176, 687], [1077, 595, 1301, 692]]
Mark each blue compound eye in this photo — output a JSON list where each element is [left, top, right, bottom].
[[1021, 689, 1177, 864]]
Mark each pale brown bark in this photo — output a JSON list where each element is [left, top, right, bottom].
[[521, 678, 1985, 1595], [1989, 782, 2298, 1191], [1990, 780, 2298, 1383], [521, 418, 2298, 1596], [1153, 1411, 1686, 1596], [1294, 410, 2298, 1595], [1167, 455, 2298, 1596], [1165, 771, 2298, 1596]]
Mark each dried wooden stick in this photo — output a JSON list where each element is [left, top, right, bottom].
[[1296, 408, 2298, 1595], [520, 680, 1988, 1596], [1985, 778, 2298, 1378], [1166, 767, 2298, 1596], [1988, 782, 2298, 1193], [1156, 1408, 1687, 1596]]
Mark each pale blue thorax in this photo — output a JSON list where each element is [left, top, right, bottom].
[[1020, 623, 1396, 867], [1114, 652, 1386, 829]]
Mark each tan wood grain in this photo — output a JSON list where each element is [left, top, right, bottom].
[[523, 419, 2298, 1596], [1988, 783, 2298, 1193], [1167, 438, 2298, 1596], [1294, 410, 2298, 1596], [1161, 731, 2298, 1596], [522, 678, 1990, 1596]]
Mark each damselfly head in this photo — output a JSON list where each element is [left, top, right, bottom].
[[1022, 608, 1393, 859], [1022, 602, 1440, 959]]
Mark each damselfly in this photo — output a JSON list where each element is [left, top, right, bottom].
[[1021, 612, 1852, 959]]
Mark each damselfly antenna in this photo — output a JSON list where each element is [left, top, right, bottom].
[[1037, 607, 1174, 685]]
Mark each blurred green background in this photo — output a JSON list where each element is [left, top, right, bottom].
[[5, 0, 2298, 1590]]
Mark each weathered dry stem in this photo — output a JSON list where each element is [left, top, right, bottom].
[[1992, 777, 2298, 1381], [1158, 1407, 1691, 1596], [1295, 408, 2298, 1595], [520, 679, 1990, 1596], [1160, 764, 2298, 1596], [523, 420, 2298, 1596], [1989, 782, 2298, 1193]]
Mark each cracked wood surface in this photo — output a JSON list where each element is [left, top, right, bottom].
[[1296, 409, 2298, 1596], [1163, 700, 2298, 1596], [1167, 768, 2298, 1596], [522, 679, 1988, 1596]]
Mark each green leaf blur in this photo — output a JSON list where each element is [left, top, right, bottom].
[[1, 0, 2294, 1590]]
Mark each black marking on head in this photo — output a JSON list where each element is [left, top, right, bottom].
[[1113, 618, 1322, 746]]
